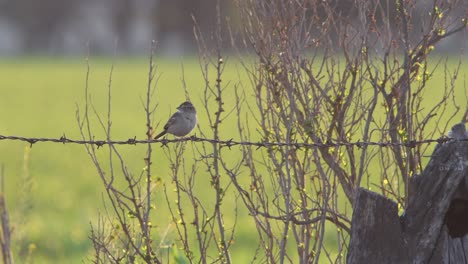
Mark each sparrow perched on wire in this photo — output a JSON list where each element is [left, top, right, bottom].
[[154, 101, 197, 139]]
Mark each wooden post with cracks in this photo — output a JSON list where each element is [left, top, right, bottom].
[[347, 124, 468, 263]]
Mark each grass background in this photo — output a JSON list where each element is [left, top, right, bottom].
[[0, 56, 465, 263]]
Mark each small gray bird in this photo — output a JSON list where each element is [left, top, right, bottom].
[[154, 101, 197, 139]]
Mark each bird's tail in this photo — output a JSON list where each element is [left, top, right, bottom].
[[154, 131, 167, 139]]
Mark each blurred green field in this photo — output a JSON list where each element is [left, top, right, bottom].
[[0, 56, 465, 263], [0, 56, 256, 263]]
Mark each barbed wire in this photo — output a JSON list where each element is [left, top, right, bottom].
[[0, 134, 465, 149]]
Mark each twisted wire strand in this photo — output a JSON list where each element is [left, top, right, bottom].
[[0, 134, 463, 148]]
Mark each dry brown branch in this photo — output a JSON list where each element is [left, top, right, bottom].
[[79, 43, 163, 263]]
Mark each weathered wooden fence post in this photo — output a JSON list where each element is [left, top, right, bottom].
[[347, 124, 468, 263]]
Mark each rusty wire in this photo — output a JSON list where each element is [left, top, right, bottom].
[[0, 134, 464, 149]]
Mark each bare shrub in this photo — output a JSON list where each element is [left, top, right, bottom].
[[81, 0, 466, 263], [229, 0, 466, 262]]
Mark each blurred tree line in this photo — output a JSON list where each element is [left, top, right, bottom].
[[0, 0, 465, 55]]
